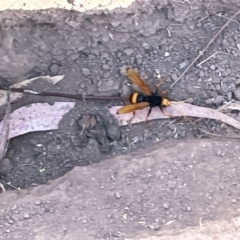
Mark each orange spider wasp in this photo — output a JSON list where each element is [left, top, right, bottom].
[[117, 67, 172, 123]]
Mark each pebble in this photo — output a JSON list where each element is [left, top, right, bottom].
[[234, 87, 240, 101], [98, 80, 120, 92], [171, 73, 178, 81], [185, 84, 198, 94], [213, 95, 224, 105], [123, 48, 134, 56], [82, 68, 90, 76], [227, 91, 232, 101], [211, 76, 220, 84], [107, 124, 121, 141], [115, 192, 121, 199], [0, 158, 13, 174], [136, 54, 143, 64], [210, 65, 216, 71], [102, 64, 110, 70], [179, 59, 189, 69], [35, 200, 42, 205], [164, 52, 170, 57], [199, 71, 204, 78], [121, 85, 131, 96], [49, 63, 60, 74], [24, 213, 30, 219], [163, 203, 169, 209], [221, 83, 229, 93]]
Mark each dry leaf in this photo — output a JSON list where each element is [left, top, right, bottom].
[[109, 102, 240, 130], [0, 102, 75, 140]]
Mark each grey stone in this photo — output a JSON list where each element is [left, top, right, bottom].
[[49, 64, 60, 74], [121, 85, 131, 96], [123, 48, 134, 56], [213, 95, 224, 105], [227, 91, 232, 101], [102, 64, 110, 70], [171, 73, 178, 81], [211, 76, 220, 84], [163, 203, 169, 209], [221, 83, 229, 93], [82, 68, 90, 76], [210, 65, 216, 71], [199, 71, 204, 78], [0, 158, 13, 175], [234, 87, 240, 101], [98, 80, 120, 92], [136, 54, 143, 65], [107, 124, 121, 141], [185, 84, 198, 94]]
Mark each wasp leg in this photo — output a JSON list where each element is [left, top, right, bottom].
[[145, 107, 153, 126], [159, 105, 173, 118]]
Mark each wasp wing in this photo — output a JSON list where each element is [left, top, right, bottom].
[[126, 68, 153, 95], [117, 102, 150, 114]]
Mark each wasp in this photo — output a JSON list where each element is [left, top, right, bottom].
[[117, 67, 171, 123]]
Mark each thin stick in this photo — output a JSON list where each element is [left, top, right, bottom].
[[197, 51, 218, 67], [170, 10, 240, 88], [0, 86, 126, 101]]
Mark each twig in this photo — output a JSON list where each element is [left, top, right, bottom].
[[170, 10, 240, 88], [196, 51, 218, 67], [1, 180, 20, 190], [0, 86, 126, 101]]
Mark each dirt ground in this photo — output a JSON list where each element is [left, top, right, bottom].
[[1, 138, 240, 239], [1, 0, 240, 239]]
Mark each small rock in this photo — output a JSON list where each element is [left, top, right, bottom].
[[234, 87, 240, 101], [164, 52, 170, 57], [213, 95, 224, 105], [82, 68, 90, 76], [211, 76, 220, 84], [168, 124, 176, 131], [179, 59, 189, 69], [115, 192, 121, 199], [121, 85, 131, 96], [98, 80, 120, 93], [35, 200, 42, 205], [171, 73, 178, 81], [0, 158, 13, 174], [70, 53, 79, 61], [163, 203, 169, 209], [24, 214, 30, 219], [199, 71, 204, 78], [186, 206, 192, 212], [107, 124, 121, 141], [216, 150, 222, 156], [205, 98, 213, 104], [155, 69, 160, 74], [49, 64, 60, 74], [102, 64, 110, 70], [231, 199, 237, 203], [142, 42, 150, 49], [185, 84, 198, 94], [221, 82, 229, 93], [210, 65, 216, 71], [148, 223, 160, 231], [136, 54, 143, 65], [123, 48, 134, 56], [227, 91, 232, 101]]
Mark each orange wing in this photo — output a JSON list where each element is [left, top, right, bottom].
[[126, 68, 152, 95], [117, 102, 149, 114]]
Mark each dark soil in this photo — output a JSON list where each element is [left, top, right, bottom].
[[1, 1, 240, 239]]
